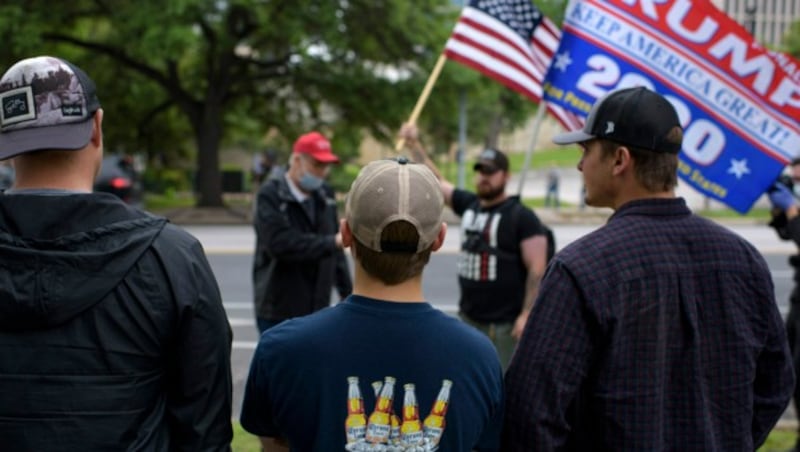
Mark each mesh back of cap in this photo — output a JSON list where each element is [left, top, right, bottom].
[[346, 160, 443, 253]]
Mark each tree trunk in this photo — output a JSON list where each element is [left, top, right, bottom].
[[485, 111, 504, 149], [193, 105, 224, 207]]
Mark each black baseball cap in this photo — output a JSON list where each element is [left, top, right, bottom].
[[473, 148, 509, 174], [553, 87, 682, 154]]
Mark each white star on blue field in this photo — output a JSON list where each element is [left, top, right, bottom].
[[727, 158, 751, 179]]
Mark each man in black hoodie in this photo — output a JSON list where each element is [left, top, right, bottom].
[[0, 56, 233, 450]]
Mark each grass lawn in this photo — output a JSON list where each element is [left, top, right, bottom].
[[506, 145, 583, 170], [229, 422, 797, 450], [760, 427, 796, 451], [232, 422, 260, 451], [434, 145, 581, 178]]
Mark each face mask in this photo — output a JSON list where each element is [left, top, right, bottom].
[[296, 157, 325, 192], [298, 172, 324, 192]]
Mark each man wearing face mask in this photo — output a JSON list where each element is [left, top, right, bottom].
[[253, 131, 352, 333]]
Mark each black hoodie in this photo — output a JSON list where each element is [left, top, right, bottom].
[[0, 192, 233, 451]]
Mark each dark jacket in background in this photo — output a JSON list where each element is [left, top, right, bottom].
[[769, 209, 800, 428], [0, 192, 233, 451], [253, 175, 352, 321]]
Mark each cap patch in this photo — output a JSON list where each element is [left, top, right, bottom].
[[1, 87, 35, 126]]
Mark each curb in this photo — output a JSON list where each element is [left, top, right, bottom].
[[155, 206, 253, 226]]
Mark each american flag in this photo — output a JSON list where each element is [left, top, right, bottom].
[[444, 0, 582, 130]]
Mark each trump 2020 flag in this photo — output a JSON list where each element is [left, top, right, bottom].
[[541, 0, 800, 213], [444, 0, 582, 131], [769, 49, 800, 91]]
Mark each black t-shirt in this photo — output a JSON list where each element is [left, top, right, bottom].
[[451, 189, 545, 323]]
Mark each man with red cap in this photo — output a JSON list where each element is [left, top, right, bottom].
[[252, 131, 352, 332]]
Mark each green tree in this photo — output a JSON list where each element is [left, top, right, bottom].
[[0, 1, 553, 204], [0, 0, 457, 206], [782, 19, 800, 58]]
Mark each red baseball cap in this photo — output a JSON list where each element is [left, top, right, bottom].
[[292, 131, 340, 163]]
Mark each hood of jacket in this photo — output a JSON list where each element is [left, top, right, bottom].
[[0, 192, 167, 331]]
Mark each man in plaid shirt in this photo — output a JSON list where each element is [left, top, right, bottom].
[[503, 87, 794, 451]]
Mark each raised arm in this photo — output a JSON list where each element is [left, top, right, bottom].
[[398, 123, 455, 207]]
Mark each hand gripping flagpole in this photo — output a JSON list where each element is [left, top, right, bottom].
[[516, 102, 548, 196], [395, 53, 449, 152]]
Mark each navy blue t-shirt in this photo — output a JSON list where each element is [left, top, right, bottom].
[[240, 295, 504, 451]]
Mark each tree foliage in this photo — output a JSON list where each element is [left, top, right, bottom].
[[0, 0, 554, 204], [782, 19, 800, 58]]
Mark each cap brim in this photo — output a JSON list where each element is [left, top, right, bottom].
[[0, 120, 93, 160], [314, 153, 340, 163], [297, 150, 340, 164], [473, 161, 499, 172], [552, 130, 595, 146]]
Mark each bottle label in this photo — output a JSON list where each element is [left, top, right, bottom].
[[365, 423, 391, 443]]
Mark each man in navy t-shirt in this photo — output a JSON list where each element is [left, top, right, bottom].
[[241, 158, 504, 451]]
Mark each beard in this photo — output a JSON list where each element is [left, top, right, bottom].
[[477, 183, 504, 201]]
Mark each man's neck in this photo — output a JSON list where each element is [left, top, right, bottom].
[[12, 176, 93, 192], [352, 266, 425, 303], [611, 190, 675, 210]]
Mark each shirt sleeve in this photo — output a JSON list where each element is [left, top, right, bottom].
[[240, 339, 281, 438], [502, 260, 594, 450], [162, 234, 234, 451], [751, 286, 795, 446], [450, 189, 477, 217], [514, 205, 546, 240]]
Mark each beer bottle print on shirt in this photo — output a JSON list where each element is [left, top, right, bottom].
[[344, 376, 453, 451], [345, 377, 367, 444], [365, 376, 395, 444]]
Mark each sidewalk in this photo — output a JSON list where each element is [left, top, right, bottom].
[[156, 201, 760, 229]]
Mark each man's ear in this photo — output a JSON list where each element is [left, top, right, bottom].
[[91, 108, 104, 148], [612, 145, 632, 177], [340, 218, 352, 248], [430, 222, 447, 252]]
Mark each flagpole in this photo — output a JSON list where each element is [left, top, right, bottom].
[[516, 103, 547, 196], [395, 53, 448, 151]]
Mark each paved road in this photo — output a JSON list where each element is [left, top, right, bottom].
[[185, 224, 798, 425]]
